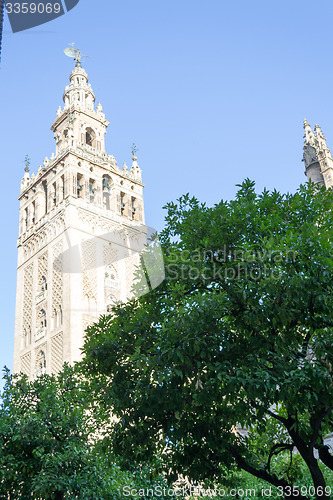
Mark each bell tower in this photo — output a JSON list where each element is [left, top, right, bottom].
[[14, 56, 146, 378], [302, 119, 333, 188], [53, 63, 108, 155]]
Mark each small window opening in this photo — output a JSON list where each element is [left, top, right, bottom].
[[120, 192, 125, 215]]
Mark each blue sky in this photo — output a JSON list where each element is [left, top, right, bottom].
[[1, 0, 333, 378]]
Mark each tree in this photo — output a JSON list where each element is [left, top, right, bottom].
[[0, 364, 111, 499], [0, 365, 171, 499], [83, 180, 333, 499]]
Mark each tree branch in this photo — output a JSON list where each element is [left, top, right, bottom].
[[229, 444, 309, 499]]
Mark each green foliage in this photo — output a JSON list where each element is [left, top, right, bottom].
[[83, 181, 333, 495], [0, 365, 108, 498], [0, 365, 169, 499]]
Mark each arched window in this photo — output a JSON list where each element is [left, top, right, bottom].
[[102, 175, 111, 191], [41, 276, 47, 292], [89, 178, 95, 202], [24, 207, 29, 230], [102, 175, 112, 210], [77, 174, 84, 198], [40, 309, 47, 329], [36, 350, 46, 376], [120, 192, 125, 215], [61, 175, 65, 199], [22, 328, 30, 348], [32, 201, 36, 225], [131, 197, 136, 220], [43, 181, 48, 214], [53, 182, 57, 206], [86, 127, 96, 147]]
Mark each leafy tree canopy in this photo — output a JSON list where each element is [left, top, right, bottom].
[[83, 180, 333, 500], [0, 365, 169, 499]]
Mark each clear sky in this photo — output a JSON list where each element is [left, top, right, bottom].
[[1, 0, 333, 379]]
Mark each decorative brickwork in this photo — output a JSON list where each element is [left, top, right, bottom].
[[82, 240, 97, 300], [22, 264, 34, 343], [20, 352, 31, 377], [51, 333, 63, 374]]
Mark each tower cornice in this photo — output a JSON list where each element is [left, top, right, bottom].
[[19, 146, 144, 201], [51, 105, 109, 133]]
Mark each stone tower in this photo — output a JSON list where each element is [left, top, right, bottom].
[[302, 119, 333, 188], [14, 59, 146, 378]]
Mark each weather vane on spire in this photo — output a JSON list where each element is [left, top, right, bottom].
[[64, 43, 90, 68], [24, 155, 30, 173], [131, 143, 139, 159]]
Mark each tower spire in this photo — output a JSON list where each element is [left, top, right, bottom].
[[302, 120, 333, 188], [130, 144, 142, 181], [303, 118, 315, 145]]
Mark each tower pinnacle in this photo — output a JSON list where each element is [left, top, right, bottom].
[[50, 62, 109, 156], [303, 118, 315, 145], [302, 120, 333, 188]]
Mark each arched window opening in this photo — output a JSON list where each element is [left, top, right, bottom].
[[83, 296, 97, 316], [61, 175, 65, 199], [43, 181, 48, 214], [77, 174, 84, 198], [102, 175, 112, 210], [32, 201, 36, 225], [89, 178, 95, 202], [22, 329, 30, 348], [102, 175, 111, 191], [131, 197, 136, 220], [37, 350, 46, 376], [120, 192, 125, 215], [40, 309, 47, 329], [52, 182, 57, 206], [24, 207, 29, 230], [86, 127, 96, 147], [41, 276, 47, 292]]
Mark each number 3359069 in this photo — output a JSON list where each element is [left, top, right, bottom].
[[5, 3, 62, 14]]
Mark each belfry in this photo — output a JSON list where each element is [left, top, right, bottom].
[[303, 119, 333, 188], [14, 52, 146, 378]]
